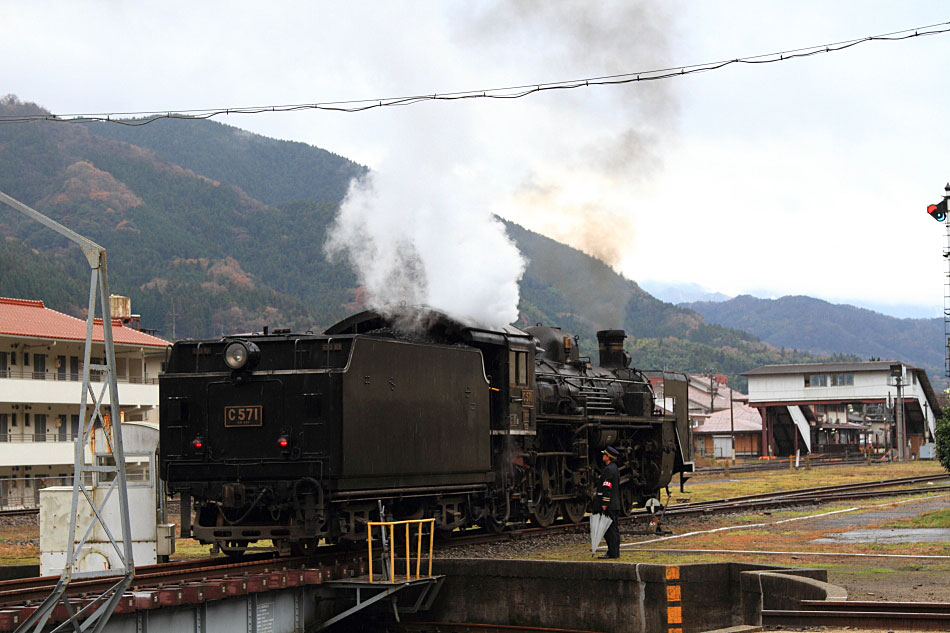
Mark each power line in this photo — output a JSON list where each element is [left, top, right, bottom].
[[2, 19, 949, 126]]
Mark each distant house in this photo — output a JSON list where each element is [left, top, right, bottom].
[[0, 296, 167, 508], [742, 361, 940, 459], [692, 403, 763, 458], [648, 373, 745, 426]]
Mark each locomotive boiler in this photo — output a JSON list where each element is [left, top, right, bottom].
[[159, 308, 693, 555]]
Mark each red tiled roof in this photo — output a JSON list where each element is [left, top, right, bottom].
[[0, 297, 168, 348]]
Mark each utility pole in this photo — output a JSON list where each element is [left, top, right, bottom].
[[890, 364, 905, 460], [885, 393, 892, 453], [729, 387, 736, 461]]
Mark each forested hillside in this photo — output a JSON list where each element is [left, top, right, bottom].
[[686, 295, 943, 378], [84, 118, 366, 206], [0, 95, 860, 391]]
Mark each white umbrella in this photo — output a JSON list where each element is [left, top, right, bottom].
[[590, 512, 613, 555]]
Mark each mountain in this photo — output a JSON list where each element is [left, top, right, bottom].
[[0, 96, 362, 336], [0, 95, 856, 391], [82, 118, 366, 206], [685, 295, 943, 379], [496, 223, 855, 390], [639, 280, 732, 305]]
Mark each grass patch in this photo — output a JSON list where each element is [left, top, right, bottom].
[[681, 461, 946, 504], [886, 508, 950, 529], [172, 538, 216, 560], [0, 543, 38, 565]]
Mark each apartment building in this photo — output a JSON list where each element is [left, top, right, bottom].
[[0, 296, 168, 507]]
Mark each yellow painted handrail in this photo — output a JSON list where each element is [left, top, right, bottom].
[[367, 518, 435, 583]]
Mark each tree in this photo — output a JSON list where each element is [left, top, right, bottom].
[[937, 407, 950, 472]]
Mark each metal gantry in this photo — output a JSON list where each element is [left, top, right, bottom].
[[0, 191, 134, 633]]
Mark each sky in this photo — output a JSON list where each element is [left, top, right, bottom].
[[4, 1, 950, 320]]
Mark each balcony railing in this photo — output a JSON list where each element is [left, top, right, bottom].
[[0, 476, 74, 509], [0, 369, 156, 384], [0, 433, 80, 443]]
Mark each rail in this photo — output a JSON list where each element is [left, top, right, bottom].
[[763, 600, 950, 630], [367, 518, 435, 584]]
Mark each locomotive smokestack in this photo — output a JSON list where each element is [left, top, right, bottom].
[[596, 330, 629, 369]]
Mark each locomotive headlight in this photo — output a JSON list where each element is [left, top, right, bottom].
[[224, 342, 248, 369], [224, 340, 260, 371]]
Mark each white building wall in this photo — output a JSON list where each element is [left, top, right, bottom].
[[747, 365, 936, 437], [0, 378, 159, 407], [748, 370, 895, 402]]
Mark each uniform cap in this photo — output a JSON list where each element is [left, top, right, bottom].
[[602, 446, 620, 459]]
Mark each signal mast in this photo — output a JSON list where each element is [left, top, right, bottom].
[[927, 183, 950, 393]]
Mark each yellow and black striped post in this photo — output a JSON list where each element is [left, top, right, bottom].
[[665, 565, 683, 633]]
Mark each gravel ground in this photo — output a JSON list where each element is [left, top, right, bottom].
[[0, 513, 39, 529]]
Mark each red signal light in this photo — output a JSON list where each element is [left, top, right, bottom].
[[928, 199, 948, 222], [192, 438, 204, 450], [278, 437, 289, 448]]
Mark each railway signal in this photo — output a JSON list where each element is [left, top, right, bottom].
[[933, 184, 950, 437], [929, 198, 948, 222]]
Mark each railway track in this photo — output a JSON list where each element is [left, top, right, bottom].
[[400, 623, 601, 633], [667, 472, 950, 514], [1, 473, 943, 623], [0, 473, 945, 632], [0, 508, 38, 518], [437, 473, 950, 548], [763, 600, 950, 631], [0, 456, 891, 520], [694, 455, 873, 475], [0, 550, 366, 610]]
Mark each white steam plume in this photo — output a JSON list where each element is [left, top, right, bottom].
[[324, 165, 526, 330]]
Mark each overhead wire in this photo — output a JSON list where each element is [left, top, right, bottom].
[[1, 19, 949, 126]]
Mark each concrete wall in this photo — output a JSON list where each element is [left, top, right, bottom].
[[429, 559, 664, 633], [426, 559, 838, 633], [0, 565, 38, 581], [740, 570, 847, 625]]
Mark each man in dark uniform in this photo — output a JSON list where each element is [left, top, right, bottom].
[[598, 446, 622, 559]]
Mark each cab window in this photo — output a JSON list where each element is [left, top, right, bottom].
[[509, 350, 528, 386]]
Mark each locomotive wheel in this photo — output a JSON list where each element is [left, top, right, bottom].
[[530, 498, 558, 527], [485, 517, 507, 533], [220, 541, 248, 558], [530, 457, 559, 527], [620, 485, 638, 517], [560, 498, 587, 524], [559, 456, 586, 524]]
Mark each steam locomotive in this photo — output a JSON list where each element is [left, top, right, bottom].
[[159, 309, 693, 555]]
